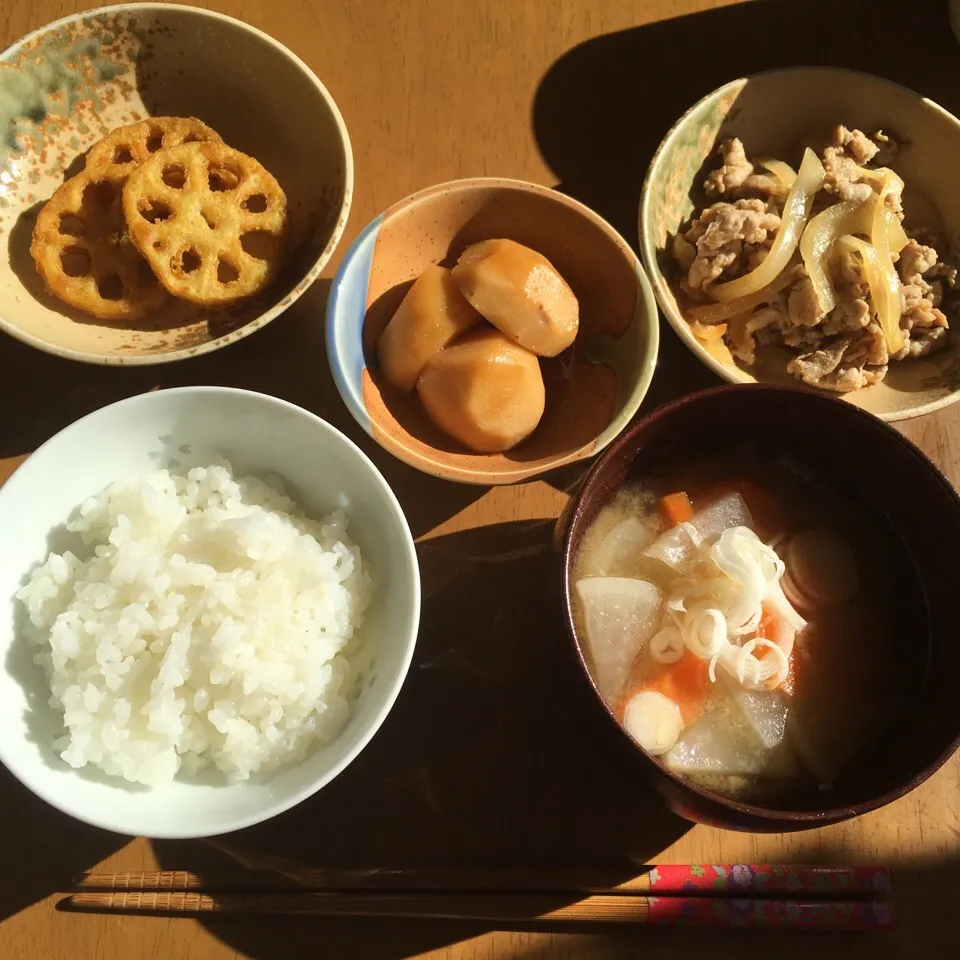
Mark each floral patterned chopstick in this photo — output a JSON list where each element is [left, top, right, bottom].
[[638, 864, 891, 897], [75, 864, 892, 899], [64, 889, 894, 929]]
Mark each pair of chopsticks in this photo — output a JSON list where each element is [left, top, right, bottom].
[[66, 864, 894, 929]]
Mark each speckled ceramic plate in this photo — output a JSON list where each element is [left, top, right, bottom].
[[639, 67, 960, 422], [327, 178, 659, 485], [0, 4, 352, 364]]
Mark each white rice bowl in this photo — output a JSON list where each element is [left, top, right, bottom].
[[17, 461, 373, 788]]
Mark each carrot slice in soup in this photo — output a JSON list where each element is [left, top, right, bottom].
[[659, 492, 695, 527], [621, 651, 710, 727]]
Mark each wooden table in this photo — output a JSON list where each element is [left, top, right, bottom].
[[2, 0, 959, 956]]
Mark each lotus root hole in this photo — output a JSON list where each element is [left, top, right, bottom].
[[162, 164, 187, 189], [241, 193, 267, 213], [97, 274, 124, 300], [60, 245, 91, 277], [139, 199, 173, 223], [183, 133, 200, 143], [208, 164, 241, 192], [82, 181, 117, 211], [146, 130, 164, 152], [137, 261, 159, 287], [240, 230, 275, 261], [176, 248, 202, 275], [217, 259, 240, 284], [201, 209, 217, 229], [112, 146, 133, 164], [58, 214, 86, 237]]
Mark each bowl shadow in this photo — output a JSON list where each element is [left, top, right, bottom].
[[0, 554, 130, 923], [151, 518, 691, 959], [6, 515, 151, 792], [0, 275, 486, 538], [531, 0, 960, 252]]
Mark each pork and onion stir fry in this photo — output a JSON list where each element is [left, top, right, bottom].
[[672, 127, 956, 392]]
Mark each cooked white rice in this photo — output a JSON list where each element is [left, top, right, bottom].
[[16, 461, 373, 787]]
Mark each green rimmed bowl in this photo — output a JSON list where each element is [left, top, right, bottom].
[[327, 177, 660, 485], [639, 67, 960, 422]]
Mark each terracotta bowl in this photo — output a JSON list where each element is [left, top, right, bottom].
[[560, 384, 960, 832], [0, 4, 352, 365], [639, 67, 960, 422], [326, 178, 659, 485]]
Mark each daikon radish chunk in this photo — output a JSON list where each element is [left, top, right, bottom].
[[720, 672, 790, 749], [575, 577, 662, 702], [416, 327, 545, 453], [783, 528, 859, 607], [644, 493, 753, 569], [663, 719, 766, 775], [377, 265, 481, 392], [452, 239, 579, 357], [664, 710, 798, 778], [589, 517, 653, 576], [623, 690, 683, 755]]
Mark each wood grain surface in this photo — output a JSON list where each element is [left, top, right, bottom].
[[1, 1, 958, 957]]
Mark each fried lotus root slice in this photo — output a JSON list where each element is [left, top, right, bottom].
[[122, 142, 288, 305], [85, 117, 223, 172], [30, 167, 168, 321]]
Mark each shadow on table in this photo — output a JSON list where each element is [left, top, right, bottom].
[[152, 518, 691, 959], [531, 0, 960, 257], [0, 764, 127, 924], [478, 856, 960, 958], [0, 277, 486, 539]]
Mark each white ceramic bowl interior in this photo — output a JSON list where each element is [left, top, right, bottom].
[[0, 387, 419, 838]]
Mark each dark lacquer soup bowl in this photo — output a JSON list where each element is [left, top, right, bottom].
[[561, 383, 960, 832]]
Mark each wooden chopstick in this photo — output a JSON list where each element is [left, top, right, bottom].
[[63, 890, 894, 929], [74, 864, 891, 899]]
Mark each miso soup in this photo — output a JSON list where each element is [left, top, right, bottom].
[[572, 442, 928, 805]]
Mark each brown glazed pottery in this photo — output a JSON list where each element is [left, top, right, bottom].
[[561, 383, 960, 831]]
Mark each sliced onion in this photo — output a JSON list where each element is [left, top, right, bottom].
[[835, 235, 903, 353], [690, 320, 728, 341], [687, 266, 797, 324], [765, 579, 807, 634], [757, 158, 797, 189], [683, 608, 728, 659], [717, 639, 787, 691], [623, 690, 684, 755], [800, 199, 873, 314], [650, 625, 685, 664], [749, 639, 790, 689], [868, 171, 905, 353], [709, 148, 825, 302], [883, 208, 908, 254]]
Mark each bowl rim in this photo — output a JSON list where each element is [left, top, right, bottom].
[[0, 3, 354, 367], [327, 175, 660, 485], [562, 381, 960, 826], [0, 385, 421, 838], [637, 65, 960, 423]]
